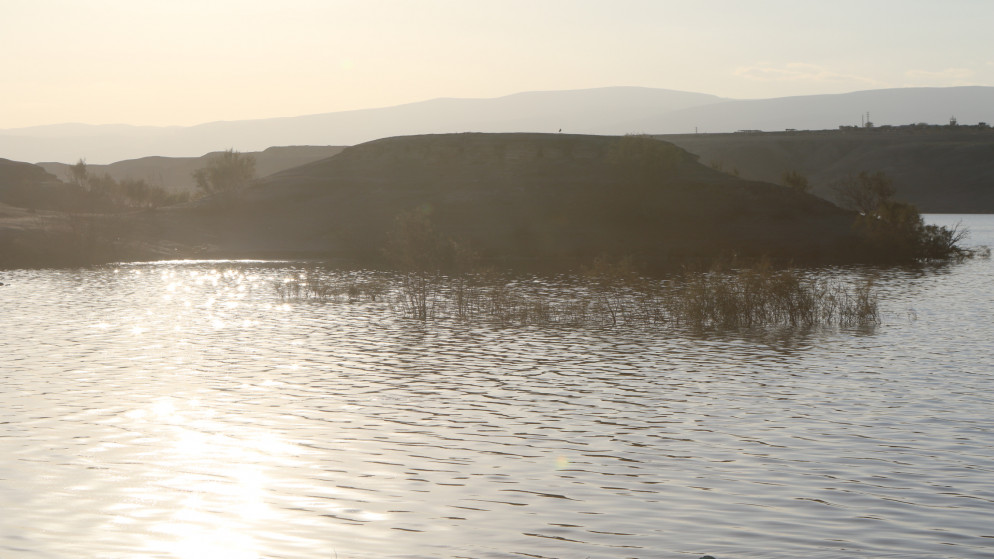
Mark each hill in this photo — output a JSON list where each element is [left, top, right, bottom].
[[127, 133, 858, 269], [37, 145, 345, 194], [4, 85, 992, 164], [663, 126, 994, 213], [0, 158, 61, 189], [0, 158, 65, 209]]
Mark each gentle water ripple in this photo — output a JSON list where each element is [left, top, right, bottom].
[[1, 216, 993, 558]]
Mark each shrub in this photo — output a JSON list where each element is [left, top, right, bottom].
[[833, 171, 968, 261], [193, 149, 257, 197]]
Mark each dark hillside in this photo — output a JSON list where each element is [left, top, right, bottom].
[[0, 158, 67, 209], [140, 133, 859, 267], [664, 127, 994, 213], [0, 158, 58, 184]]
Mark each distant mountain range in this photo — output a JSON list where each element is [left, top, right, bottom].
[[2, 86, 993, 164]]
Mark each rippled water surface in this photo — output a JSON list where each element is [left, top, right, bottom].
[[2, 215, 993, 558]]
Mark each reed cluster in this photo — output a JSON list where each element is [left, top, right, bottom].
[[392, 260, 879, 330], [668, 261, 878, 329], [273, 274, 384, 303]]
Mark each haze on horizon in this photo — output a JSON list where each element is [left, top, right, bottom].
[[2, 0, 993, 130]]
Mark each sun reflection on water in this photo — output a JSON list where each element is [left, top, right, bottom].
[[116, 394, 304, 559]]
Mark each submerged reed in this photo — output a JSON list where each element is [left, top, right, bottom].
[[668, 261, 878, 329], [273, 274, 384, 303], [270, 261, 879, 330], [388, 260, 879, 329]]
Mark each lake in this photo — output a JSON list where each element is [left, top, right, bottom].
[[1, 215, 993, 559]]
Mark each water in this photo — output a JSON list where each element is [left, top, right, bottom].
[[1, 215, 993, 559]]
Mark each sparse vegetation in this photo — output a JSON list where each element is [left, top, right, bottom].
[[2, 158, 186, 213], [781, 169, 811, 193], [371, 258, 880, 329], [383, 207, 479, 320], [384, 207, 444, 320], [85, 171, 188, 209], [273, 273, 384, 303], [285, 233, 881, 329], [668, 259, 878, 329]]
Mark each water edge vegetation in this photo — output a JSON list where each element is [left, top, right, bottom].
[[272, 258, 880, 330]]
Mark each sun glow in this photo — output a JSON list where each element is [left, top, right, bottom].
[[117, 396, 304, 558]]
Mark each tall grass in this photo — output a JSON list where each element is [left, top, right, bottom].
[[270, 260, 879, 330], [386, 260, 879, 329], [669, 260, 878, 329]]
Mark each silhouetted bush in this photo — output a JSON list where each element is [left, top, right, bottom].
[[834, 171, 969, 261], [193, 149, 257, 197]]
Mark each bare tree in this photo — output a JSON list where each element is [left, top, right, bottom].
[[832, 171, 895, 215]]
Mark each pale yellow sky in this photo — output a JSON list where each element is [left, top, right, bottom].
[[2, 0, 992, 129]]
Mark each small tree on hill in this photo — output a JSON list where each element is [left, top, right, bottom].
[[68, 158, 90, 191], [193, 149, 256, 196]]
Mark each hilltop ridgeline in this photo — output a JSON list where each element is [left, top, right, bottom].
[[133, 133, 860, 268], [664, 126, 994, 213]]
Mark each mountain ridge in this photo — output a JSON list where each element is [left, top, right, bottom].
[[5, 85, 991, 164]]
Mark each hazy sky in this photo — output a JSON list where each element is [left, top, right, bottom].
[[3, 0, 992, 129]]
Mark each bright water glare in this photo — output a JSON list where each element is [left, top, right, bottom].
[[1, 216, 993, 558]]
